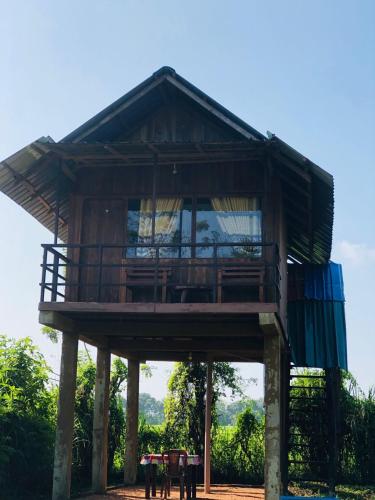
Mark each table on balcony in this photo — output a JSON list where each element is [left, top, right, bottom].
[[140, 453, 201, 499]]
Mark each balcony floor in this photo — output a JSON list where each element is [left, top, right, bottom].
[[39, 301, 271, 362], [38, 301, 284, 362], [79, 485, 264, 499]]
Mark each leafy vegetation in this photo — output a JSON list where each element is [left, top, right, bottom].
[[0, 335, 56, 498], [217, 397, 264, 425], [0, 335, 374, 499], [288, 368, 375, 485], [212, 410, 264, 484], [163, 361, 243, 456], [138, 393, 264, 427], [290, 481, 375, 500], [138, 393, 165, 424]]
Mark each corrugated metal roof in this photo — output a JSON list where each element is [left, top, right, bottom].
[[0, 137, 70, 242]]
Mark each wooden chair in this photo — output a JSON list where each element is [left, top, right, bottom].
[[119, 262, 171, 303], [217, 265, 265, 302], [160, 449, 188, 500]]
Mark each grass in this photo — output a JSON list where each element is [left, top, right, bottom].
[[290, 481, 375, 500]]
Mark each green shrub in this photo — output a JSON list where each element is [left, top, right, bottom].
[[0, 336, 55, 498]]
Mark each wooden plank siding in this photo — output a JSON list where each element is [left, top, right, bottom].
[[69, 161, 265, 249], [117, 98, 244, 143], [61, 159, 288, 331], [74, 161, 264, 197]]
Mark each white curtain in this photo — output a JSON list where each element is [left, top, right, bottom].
[[137, 198, 183, 256], [211, 197, 261, 241], [155, 198, 183, 242], [138, 198, 183, 240], [138, 199, 153, 242]]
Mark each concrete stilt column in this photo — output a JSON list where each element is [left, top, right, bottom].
[[264, 333, 282, 500], [92, 346, 111, 493], [204, 359, 213, 494], [124, 359, 140, 485], [52, 332, 79, 500], [280, 349, 290, 494]]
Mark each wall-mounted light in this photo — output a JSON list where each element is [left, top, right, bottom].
[[172, 163, 178, 175]]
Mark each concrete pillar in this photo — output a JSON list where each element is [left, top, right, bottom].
[[124, 359, 140, 485], [280, 349, 290, 494], [52, 332, 79, 500], [92, 346, 111, 493], [264, 333, 282, 500], [204, 359, 213, 494]]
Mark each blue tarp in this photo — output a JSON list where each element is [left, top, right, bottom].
[[304, 262, 345, 301], [288, 301, 348, 370], [287, 262, 348, 370]]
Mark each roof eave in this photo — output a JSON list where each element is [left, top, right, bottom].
[[270, 135, 333, 187]]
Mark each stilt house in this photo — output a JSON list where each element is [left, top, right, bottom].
[[0, 67, 347, 500]]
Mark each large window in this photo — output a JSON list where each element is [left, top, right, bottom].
[[126, 196, 261, 258]]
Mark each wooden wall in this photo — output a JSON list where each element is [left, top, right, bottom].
[[74, 161, 264, 197], [66, 159, 287, 324], [68, 161, 266, 244], [115, 96, 243, 143]]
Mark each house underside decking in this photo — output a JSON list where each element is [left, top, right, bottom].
[[79, 485, 265, 500], [38, 302, 281, 362]]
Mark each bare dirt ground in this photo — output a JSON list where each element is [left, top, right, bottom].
[[79, 485, 265, 500]]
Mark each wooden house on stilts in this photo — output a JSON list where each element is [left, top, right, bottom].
[[0, 67, 347, 500]]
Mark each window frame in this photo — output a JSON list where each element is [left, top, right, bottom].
[[124, 195, 263, 258]]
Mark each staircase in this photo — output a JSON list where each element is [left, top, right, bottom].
[[284, 366, 340, 494]]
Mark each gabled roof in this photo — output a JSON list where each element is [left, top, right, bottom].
[[62, 66, 265, 143], [0, 67, 334, 263]]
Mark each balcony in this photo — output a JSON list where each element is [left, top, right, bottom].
[[39, 242, 280, 359], [40, 242, 280, 307]]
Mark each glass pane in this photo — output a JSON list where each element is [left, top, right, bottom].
[[196, 197, 262, 258], [126, 198, 192, 258], [180, 199, 192, 258], [196, 199, 218, 257], [156, 198, 192, 258], [127, 199, 153, 257], [216, 210, 262, 257]]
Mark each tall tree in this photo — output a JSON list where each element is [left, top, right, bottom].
[[164, 361, 243, 456], [139, 393, 165, 424]]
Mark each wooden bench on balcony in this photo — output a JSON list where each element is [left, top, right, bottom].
[[217, 265, 265, 303], [119, 263, 172, 303]]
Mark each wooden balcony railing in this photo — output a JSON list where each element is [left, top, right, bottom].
[[40, 242, 280, 305]]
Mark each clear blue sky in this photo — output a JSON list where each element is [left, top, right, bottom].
[[1, 0, 374, 399]]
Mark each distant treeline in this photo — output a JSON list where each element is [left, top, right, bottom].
[[134, 393, 264, 426]]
